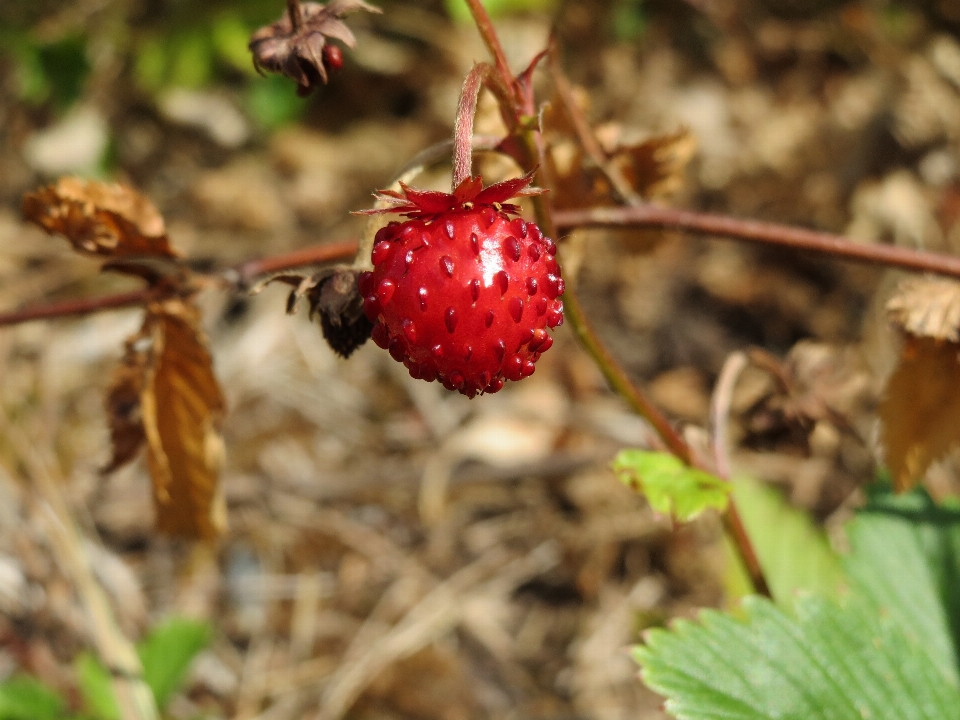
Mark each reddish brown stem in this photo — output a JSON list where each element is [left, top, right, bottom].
[[0, 289, 160, 327], [563, 287, 692, 464], [0, 241, 359, 328], [555, 205, 960, 278], [461, 0, 514, 92], [452, 65, 490, 190], [724, 503, 771, 598], [235, 240, 359, 284]]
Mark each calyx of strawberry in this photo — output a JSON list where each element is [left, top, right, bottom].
[[357, 170, 544, 219]]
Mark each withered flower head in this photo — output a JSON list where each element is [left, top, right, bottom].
[[249, 0, 381, 96]]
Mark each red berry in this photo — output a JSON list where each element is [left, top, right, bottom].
[[356, 172, 563, 397], [321, 44, 343, 72]]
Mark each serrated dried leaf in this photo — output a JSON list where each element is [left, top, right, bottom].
[[879, 336, 960, 491], [102, 337, 149, 474], [141, 300, 227, 539], [887, 277, 960, 342], [22, 177, 179, 258], [610, 129, 697, 200]]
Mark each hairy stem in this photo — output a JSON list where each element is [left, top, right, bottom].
[[555, 205, 960, 277], [452, 64, 491, 189]]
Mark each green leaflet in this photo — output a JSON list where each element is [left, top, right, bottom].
[[636, 594, 960, 720], [729, 479, 845, 604], [635, 486, 960, 719], [612, 450, 730, 521]]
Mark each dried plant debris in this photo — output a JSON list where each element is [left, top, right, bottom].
[[879, 337, 960, 493], [105, 299, 227, 539], [261, 267, 372, 358], [21, 177, 179, 259], [887, 277, 960, 342], [249, 0, 382, 96], [611, 129, 698, 200], [880, 279, 960, 492]]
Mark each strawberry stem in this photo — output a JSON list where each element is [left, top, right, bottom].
[[286, 0, 304, 31], [452, 64, 490, 191], [461, 0, 514, 95]]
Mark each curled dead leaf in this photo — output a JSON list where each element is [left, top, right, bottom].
[[103, 337, 149, 474], [611, 129, 698, 200], [22, 177, 179, 258], [103, 299, 226, 539], [142, 300, 226, 539], [879, 336, 960, 492], [887, 276, 960, 342]]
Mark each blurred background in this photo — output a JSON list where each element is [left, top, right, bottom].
[[1, 0, 960, 718]]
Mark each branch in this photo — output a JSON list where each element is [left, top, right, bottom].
[[555, 205, 960, 278], [0, 241, 360, 328]]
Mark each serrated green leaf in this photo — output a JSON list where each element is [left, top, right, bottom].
[[612, 450, 730, 521], [75, 653, 119, 720], [845, 484, 960, 687], [730, 479, 844, 605], [138, 618, 211, 708], [635, 595, 960, 720], [0, 676, 65, 720]]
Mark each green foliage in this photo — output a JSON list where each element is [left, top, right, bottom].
[[1, 617, 210, 720], [445, 0, 558, 24], [636, 594, 960, 720], [138, 618, 212, 708], [730, 479, 845, 604], [3, 32, 91, 109], [0, 676, 65, 720], [75, 654, 118, 720], [612, 450, 730, 521], [635, 486, 960, 719], [246, 75, 310, 129], [845, 485, 960, 685], [611, 0, 646, 41]]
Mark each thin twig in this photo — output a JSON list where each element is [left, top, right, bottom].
[[563, 287, 692, 464], [461, 0, 514, 95], [287, 0, 304, 31], [546, 47, 641, 207], [0, 288, 160, 327], [555, 204, 960, 279], [710, 351, 749, 480], [0, 242, 360, 328]]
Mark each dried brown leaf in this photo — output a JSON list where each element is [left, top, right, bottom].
[[140, 299, 226, 539], [102, 336, 149, 473], [879, 336, 960, 491], [887, 277, 960, 342], [22, 177, 179, 258], [611, 129, 698, 200]]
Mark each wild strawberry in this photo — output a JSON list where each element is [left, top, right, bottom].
[[357, 172, 564, 398]]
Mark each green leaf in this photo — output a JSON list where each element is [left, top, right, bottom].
[[612, 450, 730, 521], [0, 676, 65, 720], [75, 653, 119, 720], [635, 594, 960, 720], [730, 479, 845, 604], [138, 618, 211, 708], [845, 484, 960, 686]]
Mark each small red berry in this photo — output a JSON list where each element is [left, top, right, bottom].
[[321, 44, 343, 71], [356, 172, 563, 397]]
